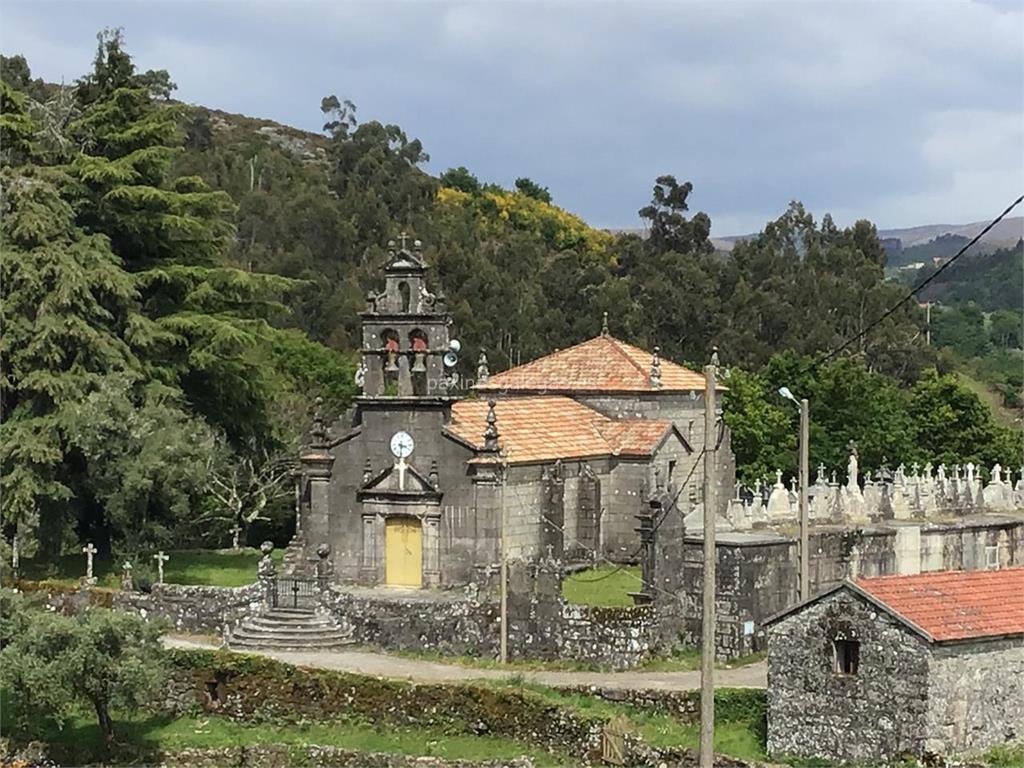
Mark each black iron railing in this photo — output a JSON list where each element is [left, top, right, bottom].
[[272, 577, 320, 609]]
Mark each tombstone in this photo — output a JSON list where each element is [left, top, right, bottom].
[[81, 542, 98, 586], [153, 551, 169, 585], [121, 561, 134, 592], [767, 470, 793, 520]]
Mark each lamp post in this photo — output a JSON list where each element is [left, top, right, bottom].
[[779, 387, 810, 601]]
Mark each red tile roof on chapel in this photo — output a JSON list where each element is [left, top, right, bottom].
[[447, 396, 675, 465], [474, 334, 717, 393], [855, 567, 1024, 642]]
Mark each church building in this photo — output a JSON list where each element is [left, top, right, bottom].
[[292, 237, 732, 588]]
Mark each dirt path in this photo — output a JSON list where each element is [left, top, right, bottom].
[[164, 636, 766, 691]]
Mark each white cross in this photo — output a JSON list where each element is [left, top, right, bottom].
[[399, 232, 409, 249], [153, 551, 169, 584], [82, 543, 97, 579]]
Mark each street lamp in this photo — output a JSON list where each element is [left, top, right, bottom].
[[779, 387, 810, 601]]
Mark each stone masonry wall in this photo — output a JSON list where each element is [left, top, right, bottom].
[[766, 589, 931, 763], [113, 582, 267, 635], [925, 638, 1024, 755]]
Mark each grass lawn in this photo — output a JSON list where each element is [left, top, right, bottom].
[[4, 708, 565, 767], [562, 565, 642, 607], [13, 547, 283, 589]]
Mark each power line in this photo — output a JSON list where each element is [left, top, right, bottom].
[[815, 193, 1024, 369]]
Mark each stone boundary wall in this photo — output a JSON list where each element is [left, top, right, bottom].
[[559, 604, 659, 669], [321, 586, 501, 657], [114, 582, 267, 635]]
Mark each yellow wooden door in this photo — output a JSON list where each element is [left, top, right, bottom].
[[385, 517, 422, 587]]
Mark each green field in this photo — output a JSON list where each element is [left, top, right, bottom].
[[562, 565, 642, 607], [2, 708, 564, 767], [13, 547, 282, 589]]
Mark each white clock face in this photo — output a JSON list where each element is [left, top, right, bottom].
[[390, 431, 415, 459]]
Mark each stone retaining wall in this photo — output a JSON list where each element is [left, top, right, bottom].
[[113, 581, 267, 635]]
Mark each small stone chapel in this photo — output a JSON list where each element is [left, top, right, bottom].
[[286, 236, 733, 588]]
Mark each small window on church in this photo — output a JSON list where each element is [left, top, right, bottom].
[[668, 460, 677, 480], [833, 639, 859, 675], [985, 545, 999, 570], [399, 281, 411, 312]]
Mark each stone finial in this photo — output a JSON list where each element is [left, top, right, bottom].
[[601, 311, 610, 337], [429, 459, 439, 489], [650, 346, 662, 388], [476, 350, 489, 384], [483, 399, 500, 452], [362, 458, 372, 485], [710, 345, 720, 369], [311, 396, 328, 446], [354, 358, 367, 388]]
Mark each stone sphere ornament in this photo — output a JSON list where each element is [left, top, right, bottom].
[[316, 543, 331, 560], [260, 540, 274, 555]]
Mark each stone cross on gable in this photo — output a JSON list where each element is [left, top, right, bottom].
[[82, 542, 97, 581], [399, 231, 409, 250], [153, 550, 169, 584]]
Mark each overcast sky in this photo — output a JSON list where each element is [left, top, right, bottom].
[[3, 0, 1022, 234]]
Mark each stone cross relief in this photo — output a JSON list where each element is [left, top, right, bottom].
[[82, 542, 97, 581], [153, 550, 169, 585]]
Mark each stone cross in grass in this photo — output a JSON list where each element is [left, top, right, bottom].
[[153, 550, 169, 584], [82, 542, 97, 583], [121, 561, 134, 592]]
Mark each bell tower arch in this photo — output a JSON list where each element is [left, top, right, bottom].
[[359, 234, 451, 397]]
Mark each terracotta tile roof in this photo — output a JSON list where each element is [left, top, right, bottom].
[[475, 335, 718, 393], [596, 420, 676, 456], [447, 396, 674, 465], [855, 568, 1024, 642]]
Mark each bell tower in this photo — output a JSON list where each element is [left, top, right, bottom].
[[358, 234, 451, 397]]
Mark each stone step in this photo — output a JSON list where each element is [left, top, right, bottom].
[[242, 619, 340, 633], [229, 638, 353, 652], [229, 628, 350, 646], [263, 606, 317, 617]]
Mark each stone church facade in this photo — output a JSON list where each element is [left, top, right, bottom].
[[289, 237, 730, 588]]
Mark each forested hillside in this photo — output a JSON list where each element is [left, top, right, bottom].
[[2, 31, 1020, 565]]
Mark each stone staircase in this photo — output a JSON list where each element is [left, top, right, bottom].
[[227, 607, 353, 652]]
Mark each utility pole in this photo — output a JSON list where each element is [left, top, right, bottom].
[[499, 459, 509, 664], [700, 363, 717, 768], [925, 301, 932, 346], [799, 398, 810, 601]]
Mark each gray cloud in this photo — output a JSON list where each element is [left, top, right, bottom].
[[3, 0, 1021, 234]]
